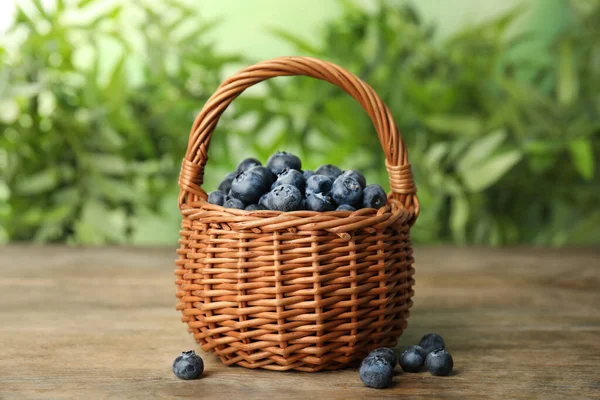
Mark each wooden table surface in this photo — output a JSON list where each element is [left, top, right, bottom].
[[1, 245, 599, 399]]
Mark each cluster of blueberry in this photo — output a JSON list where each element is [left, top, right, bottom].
[[359, 333, 454, 389], [207, 151, 388, 212]]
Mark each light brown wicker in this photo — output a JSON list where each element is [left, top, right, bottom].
[[175, 56, 420, 372]]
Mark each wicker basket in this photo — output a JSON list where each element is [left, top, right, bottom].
[[175, 56, 420, 372]]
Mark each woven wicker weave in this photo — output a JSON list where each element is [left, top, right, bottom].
[[175, 56, 420, 372]]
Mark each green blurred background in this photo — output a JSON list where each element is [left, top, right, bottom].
[[0, 0, 598, 246]]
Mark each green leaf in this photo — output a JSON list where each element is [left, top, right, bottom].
[[31, 0, 50, 20], [461, 151, 522, 192], [104, 54, 127, 107], [267, 27, 322, 55], [567, 138, 594, 180], [450, 194, 469, 245], [558, 38, 578, 105], [87, 153, 128, 176], [15, 169, 59, 195], [457, 130, 507, 172], [423, 115, 483, 137], [0, 181, 9, 201], [78, 0, 97, 8]]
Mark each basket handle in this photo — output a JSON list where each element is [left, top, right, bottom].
[[178, 56, 419, 219]]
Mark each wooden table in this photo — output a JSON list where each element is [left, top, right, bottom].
[[1, 245, 599, 399]]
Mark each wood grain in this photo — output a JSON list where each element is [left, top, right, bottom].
[[0, 245, 599, 399]]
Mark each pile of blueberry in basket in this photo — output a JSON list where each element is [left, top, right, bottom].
[[207, 151, 388, 212]]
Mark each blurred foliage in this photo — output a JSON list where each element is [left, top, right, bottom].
[[234, 0, 600, 246], [1, 0, 598, 246], [0, 0, 240, 244]]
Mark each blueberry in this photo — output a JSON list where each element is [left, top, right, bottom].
[[229, 170, 268, 204], [172, 350, 204, 380], [367, 347, 397, 367], [217, 172, 236, 193], [207, 190, 228, 206], [362, 184, 388, 209], [271, 168, 305, 194], [303, 170, 315, 180], [426, 349, 454, 376], [306, 174, 334, 196], [223, 197, 245, 210], [359, 354, 394, 389], [341, 170, 366, 189], [305, 193, 336, 211], [267, 151, 302, 175], [267, 184, 302, 211], [331, 176, 363, 207], [315, 164, 342, 178], [399, 345, 427, 373], [245, 204, 266, 211], [336, 204, 356, 212], [258, 192, 272, 209], [236, 157, 262, 173], [418, 333, 445, 354], [249, 166, 276, 188]]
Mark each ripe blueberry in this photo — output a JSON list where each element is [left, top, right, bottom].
[[303, 170, 315, 180], [305, 193, 336, 212], [362, 184, 388, 209], [267, 184, 302, 211], [207, 190, 228, 206], [418, 333, 445, 354], [217, 172, 236, 193], [359, 354, 394, 389], [399, 345, 427, 373], [236, 157, 262, 173], [267, 151, 302, 175], [258, 192, 272, 209], [426, 349, 454, 376], [336, 204, 356, 211], [229, 170, 268, 204], [172, 350, 204, 380], [315, 164, 342, 178], [331, 176, 363, 207], [249, 166, 276, 188], [341, 170, 366, 189], [306, 174, 334, 196], [271, 168, 305, 194], [245, 204, 266, 211], [367, 347, 397, 367], [223, 197, 245, 210]]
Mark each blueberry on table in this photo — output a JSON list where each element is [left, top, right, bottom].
[[267, 151, 302, 175], [362, 184, 388, 209], [418, 333, 446, 354], [249, 166, 276, 188], [315, 164, 342, 178], [172, 350, 204, 380], [271, 168, 306, 194], [359, 354, 394, 389], [306, 175, 334, 196], [305, 193, 336, 212], [236, 157, 262, 173], [268, 184, 303, 211], [399, 345, 427, 373], [223, 198, 245, 210], [207, 190, 228, 206], [331, 176, 363, 207], [340, 170, 366, 189], [426, 349, 454, 376], [367, 347, 397, 367], [336, 204, 356, 211], [302, 170, 315, 180], [229, 170, 268, 204], [217, 172, 236, 193]]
